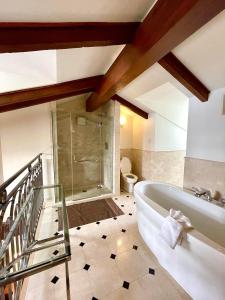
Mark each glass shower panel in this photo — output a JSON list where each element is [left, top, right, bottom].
[[52, 97, 115, 202], [55, 110, 73, 199]]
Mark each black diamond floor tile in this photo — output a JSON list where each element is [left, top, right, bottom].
[[55, 219, 58, 222], [54, 232, 59, 236], [83, 264, 90, 271], [76, 226, 81, 230], [110, 253, 116, 259], [53, 250, 59, 255], [129, 213, 132, 216], [133, 245, 138, 250], [92, 297, 98, 300], [121, 229, 126, 233], [149, 268, 155, 275], [102, 235, 107, 239], [122, 281, 130, 289], [113, 217, 117, 220], [96, 221, 100, 225], [51, 276, 59, 284], [121, 205, 124, 207], [126, 195, 130, 198], [79, 242, 85, 247]]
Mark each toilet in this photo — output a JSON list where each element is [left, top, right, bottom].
[[120, 156, 138, 193]]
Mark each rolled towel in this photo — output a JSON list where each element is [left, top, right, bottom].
[[160, 209, 193, 249]]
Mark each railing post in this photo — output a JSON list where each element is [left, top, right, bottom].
[[0, 190, 7, 205]]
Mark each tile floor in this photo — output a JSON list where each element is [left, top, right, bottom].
[[24, 193, 190, 300]]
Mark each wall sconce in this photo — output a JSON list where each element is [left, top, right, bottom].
[[120, 115, 127, 127]]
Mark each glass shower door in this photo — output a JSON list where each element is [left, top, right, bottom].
[[71, 113, 104, 200]]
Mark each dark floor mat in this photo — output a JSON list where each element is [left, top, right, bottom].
[[58, 198, 124, 230]]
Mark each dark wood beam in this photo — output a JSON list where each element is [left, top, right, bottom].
[[0, 22, 140, 53], [112, 94, 148, 119], [0, 75, 103, 113], [158, 52, 209, 101], [86, 0, 225, 111]]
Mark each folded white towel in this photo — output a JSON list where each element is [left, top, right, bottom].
[[160, 209, 193, 249]]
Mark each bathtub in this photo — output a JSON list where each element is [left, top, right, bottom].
[[134, 181, 225, 300]]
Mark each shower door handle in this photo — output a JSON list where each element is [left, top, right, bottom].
[[73, 159, 100, 163]]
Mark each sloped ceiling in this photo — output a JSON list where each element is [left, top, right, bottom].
[[173, 10, 225, 90], [0, 0, 152, 22], [0, 2, 224, 106], [118, 10, 225, 111], [56, 46, 124, 82]]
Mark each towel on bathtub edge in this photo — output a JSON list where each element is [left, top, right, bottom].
[[160, 209, 193, 249]]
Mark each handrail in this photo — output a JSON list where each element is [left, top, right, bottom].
[[0, 153, 42, 191]]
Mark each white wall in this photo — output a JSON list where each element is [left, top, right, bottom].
[[186, 88, 225, 162], [154, 114, 187, 151], [132, 113, 186, 152], [0, 103, 53, 182], [0, 136, 3, 184], [120, 112, 133, 149]]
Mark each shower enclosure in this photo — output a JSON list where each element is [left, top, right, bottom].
[[52, 96, 114, 201]]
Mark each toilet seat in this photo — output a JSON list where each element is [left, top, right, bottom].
[[122, 172, 138, 183]]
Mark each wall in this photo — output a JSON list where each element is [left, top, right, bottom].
[[120, 108, 134, 163], [0, 137, 3, 184], [119, 105, 187, 187], [132, 114, 186, 186], [0, 103, 53, 186], [184, 88, 225, 197]]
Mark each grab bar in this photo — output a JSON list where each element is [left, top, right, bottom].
[[73, 159, 100, 163]]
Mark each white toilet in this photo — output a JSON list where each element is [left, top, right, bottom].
[[120, 156, 138, 193]]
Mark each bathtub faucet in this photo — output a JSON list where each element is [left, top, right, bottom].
[[192, 187, 213, 202]]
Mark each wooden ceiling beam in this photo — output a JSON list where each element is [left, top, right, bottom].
[[0, 22, 140, 53], [0, 75, 103, 113], [86, 0, 225, 111], [112, 94, 148, 119], [159, 52, 209, 101]]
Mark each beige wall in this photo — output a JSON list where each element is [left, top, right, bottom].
[[184, 157, 225, 198]]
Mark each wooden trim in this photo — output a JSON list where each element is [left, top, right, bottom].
[[0, 75, 103, 113], [0, 22, 140, 53], [159, 52, 209, 101], [86, 0, 224, 111], [112, 94, 148, 119]]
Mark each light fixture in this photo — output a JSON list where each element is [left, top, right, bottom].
[[120, 115, 127, 127]]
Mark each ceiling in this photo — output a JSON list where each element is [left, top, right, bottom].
[[0, 2, 224, 110], [0, 0, 153, 22], [136, 82, 189, 129]]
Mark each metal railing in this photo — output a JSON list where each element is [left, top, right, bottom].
[[0, 154, 71, 300]]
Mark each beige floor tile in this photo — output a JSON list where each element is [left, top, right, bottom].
[[88, 257, 123, 298]]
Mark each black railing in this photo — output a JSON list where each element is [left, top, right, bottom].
[[0, 154, 71, 300], [0, 154, 43, 299]]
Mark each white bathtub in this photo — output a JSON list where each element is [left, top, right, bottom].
[[134, 181, 225, 300]]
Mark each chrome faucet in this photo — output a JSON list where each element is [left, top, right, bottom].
[[191, 187, 213, 202]]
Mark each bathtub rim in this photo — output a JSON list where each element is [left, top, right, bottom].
[[134, 180, 225, 256]]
